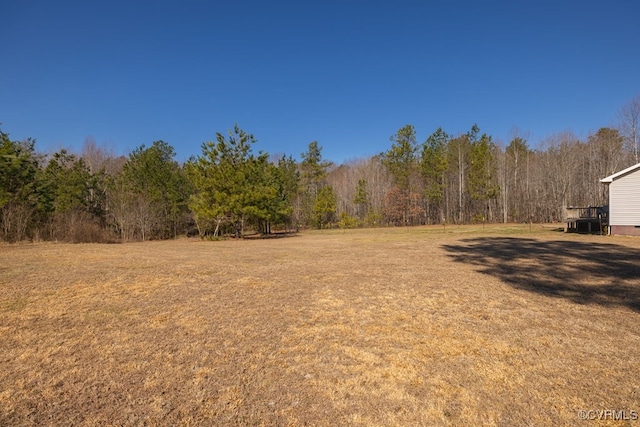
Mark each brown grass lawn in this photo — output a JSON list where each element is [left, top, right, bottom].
[[1, 224, 639, 426]]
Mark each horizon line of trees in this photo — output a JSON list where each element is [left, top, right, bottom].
[[1, 96, 638, 242]]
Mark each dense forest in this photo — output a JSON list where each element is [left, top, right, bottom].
[[1, 96, 639, 242]]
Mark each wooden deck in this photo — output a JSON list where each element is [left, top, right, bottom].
[[564, 206, 608, 234]]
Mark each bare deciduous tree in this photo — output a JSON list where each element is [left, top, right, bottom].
[[618, 95, 640, 163]]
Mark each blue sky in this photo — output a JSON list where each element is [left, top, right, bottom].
[[2, 1, 639, 163]]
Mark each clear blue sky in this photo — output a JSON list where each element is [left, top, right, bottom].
[[2, 1, 639, 163]]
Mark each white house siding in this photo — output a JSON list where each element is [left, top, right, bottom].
[[609, 168, 640, 235]]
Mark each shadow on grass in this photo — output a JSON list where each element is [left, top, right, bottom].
[[442, 237, 640, 312], [243, 231, 300, 240]]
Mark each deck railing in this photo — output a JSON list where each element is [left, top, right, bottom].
[[564, 206, 608, 221]]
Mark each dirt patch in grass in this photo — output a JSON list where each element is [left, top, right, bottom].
[[1, 224, 639, 426]]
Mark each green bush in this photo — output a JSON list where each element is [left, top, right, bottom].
[[338, 212, 359, 229]]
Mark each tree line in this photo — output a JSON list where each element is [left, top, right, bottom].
[[1, 96, 638, 242]]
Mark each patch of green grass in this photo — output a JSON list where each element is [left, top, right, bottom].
[[308, 223, 558, 239], [4, 297, 28, 312]]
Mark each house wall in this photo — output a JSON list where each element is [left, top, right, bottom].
[[610, 225, 640, 236], [609, 169, 640, 228]]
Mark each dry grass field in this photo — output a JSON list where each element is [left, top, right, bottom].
[[1, 224, 639, 426]]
